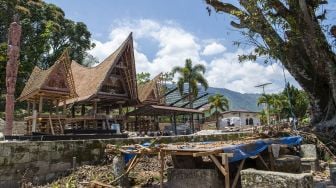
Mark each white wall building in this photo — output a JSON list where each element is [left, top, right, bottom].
[[220, 110, 260, 127]]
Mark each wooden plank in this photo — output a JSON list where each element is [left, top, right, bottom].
[[165, 151, 195, 156], [223, 154, 230, 188], [232, 159, 245, 188], [49, 115, 55, 135], [192, 150, 219, 157], [209, 154, 227, 176], [58, 115, 64, 134], [258, 154, 270, 170], [268, 146, 275, 171], [39, 96, 43, 113]]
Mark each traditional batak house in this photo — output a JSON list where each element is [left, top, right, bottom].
[[19, 33, 138, 135], [17, 50, 77, 134]]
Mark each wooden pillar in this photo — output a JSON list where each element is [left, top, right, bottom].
[[71, 104, 75, 118], [55, 99, 59, 115], [81, 104, 86, 116], [49, 100, 52, 115], [118, 104, 123, 115], [197, 114, 200, 131], [27, 102, 31, 116], [38, 96, 43, 113], [154, 115, 159, 131], [173, 114, 177, 135], [32, 102, 37, 133], [63, 100, 66, 115], [105, 106, 110, 115], [93, 101, 97, 116]]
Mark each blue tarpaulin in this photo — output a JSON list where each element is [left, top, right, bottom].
[[222, 136, 302, 162], [123, 136, 302, 163]]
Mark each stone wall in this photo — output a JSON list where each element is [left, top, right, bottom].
[[0, 120, 26, 135], [0, 132, 251, 187], [241, 168, 313, 188]]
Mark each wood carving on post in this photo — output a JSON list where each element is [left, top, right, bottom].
[[5, 15, 21, 136]]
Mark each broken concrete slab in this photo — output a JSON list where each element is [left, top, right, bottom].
[[241, 168, 313, 188], [300, 144, 317, 159], [167, 168, 222, 188], [300, 144, 318, 172]]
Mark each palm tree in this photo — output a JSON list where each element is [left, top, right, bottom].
[[257, 94, 272, 125], [269, 94, 286, 124], [172, 59, 208, 132], [208, 94, 229, 130]]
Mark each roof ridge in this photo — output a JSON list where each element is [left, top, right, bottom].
[[95, 33, 134, 95]]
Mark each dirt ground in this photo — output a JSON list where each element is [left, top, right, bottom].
[[32, 156, 335, 188], [35, 155, 172, 188]]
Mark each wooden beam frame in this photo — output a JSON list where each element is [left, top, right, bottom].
[[232, 159, 245, 188]]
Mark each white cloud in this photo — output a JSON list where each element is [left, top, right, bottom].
[[205, 49, 299, 93], [202, 42, 226, 56], [88, 19, 299, 94]]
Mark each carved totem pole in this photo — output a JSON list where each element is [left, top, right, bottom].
[[5, 15, 21, 136]]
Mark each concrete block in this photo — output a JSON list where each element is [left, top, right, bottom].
[[37, 150, 50, 161], [300, 144, 317, 159], [167, 168, 222, 188], [241, 168, 313, 188], [2, 145, 12, 157], [274, 155, 301, 173], [301, 158, 318, 172], [13, 152, 30, 164], [39, 143, 52, 152], [0, 180, 20, 188]]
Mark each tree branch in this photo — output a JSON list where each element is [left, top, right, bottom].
[[205, 0, 248, 19]]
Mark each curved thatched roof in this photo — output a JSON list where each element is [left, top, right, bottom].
[[138, 73, 163, 104], [66, 33, 137, 104], [18, 50, 77, 101]]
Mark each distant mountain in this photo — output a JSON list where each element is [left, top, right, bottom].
[[165, 84, 261, 112], [205, 87, 261, 112]]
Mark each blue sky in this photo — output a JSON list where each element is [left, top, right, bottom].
[[45, 0, 336, 94]]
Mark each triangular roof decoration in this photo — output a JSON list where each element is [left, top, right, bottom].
[[18, 50, 77, 101], [67, 33, 138, 104], [138, 73, 163, 104]]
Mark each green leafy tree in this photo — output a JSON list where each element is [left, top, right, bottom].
[[0, 0, 94, 111], [208, 94, 229, 129], [172, 58, 208, 132], [282, 83, 309, 121], [205, 0, 336, 126], [257, 84, 309, 125], [257, 93, 272, 125], [136, 72, 151, 85]]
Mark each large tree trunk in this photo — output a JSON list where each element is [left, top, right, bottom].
[[5, 16, 21, 136]]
